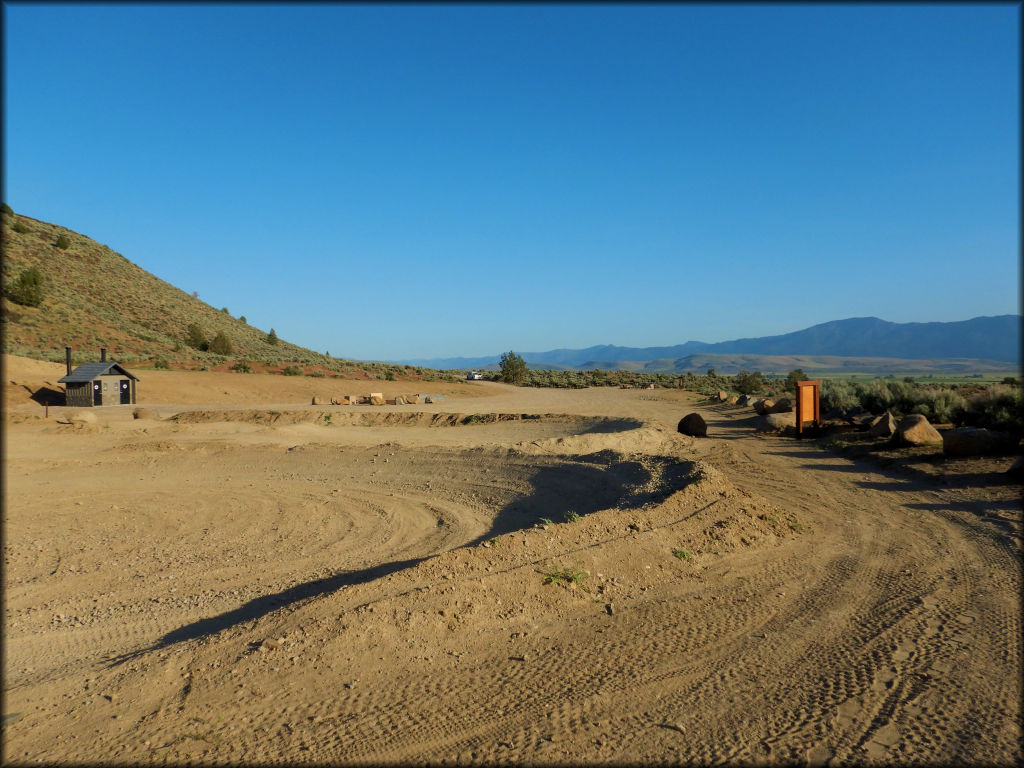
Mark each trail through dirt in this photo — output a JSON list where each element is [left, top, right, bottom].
[[3, 365, 1020, 765]]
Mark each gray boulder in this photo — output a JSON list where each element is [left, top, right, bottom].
[[942, 427, 1020, 457], [891, 414, 942, 446], [755, 399, 775, 416], [677, 413, 708, 437], [769, 397, 793, 413]]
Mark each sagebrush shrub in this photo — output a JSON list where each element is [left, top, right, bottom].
[[185, 323, 207, 350], [961, 385, 1024, 434], [54, 233, 70, 249], [820, 379, 859, 412]]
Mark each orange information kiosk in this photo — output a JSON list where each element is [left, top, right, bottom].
[[795, 380, 821, 438]]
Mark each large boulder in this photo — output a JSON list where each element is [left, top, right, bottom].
[[768, 397, 793, 414], [677, 413, 707, 437], [755, 412, 796, 433], [311, 396, 325, 405], [891, 414, 942, 447], [868, 411, 897, 438], [755, 399, 775, 416], [736, 394, 751, 407], [726, 395, 739, 405], [942, 427, 1020, 457], [717, 390, 729, 402], [1006, 456, 1024, 479]]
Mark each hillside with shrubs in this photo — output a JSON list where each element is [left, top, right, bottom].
[[0, 207, 464, 383]]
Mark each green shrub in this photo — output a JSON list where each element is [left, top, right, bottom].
[[54, 233, 71, 250], [820, 379, 859, 413], [209, 331, 233, 355], [1, 203, 12, 215], [153, 357, 170, 370], [307, 370, 325, 377], [960, 385, 1024, 435], [185, 323, 207, 350], [734, 370, 765, 395], [12, 220, 29, 234], [239, 316, 247, 324], [540, 565, 588, 589], [267, 328, 279, 345], [230, 361, 252, 373], [6, 267, 45, 307], [672, 548, 692, 561], [562, 510, 581, 523], [282, 365, 302, 376]]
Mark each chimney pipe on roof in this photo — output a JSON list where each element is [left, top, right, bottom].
[[100, 348, 107, 362], [66, 347, 72, 377]]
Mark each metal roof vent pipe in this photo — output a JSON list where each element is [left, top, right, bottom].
[[100, 348, 107, 362], [66, 347, 72, 376]]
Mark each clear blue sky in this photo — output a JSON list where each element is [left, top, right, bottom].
[[3, 3, 1019, 362]]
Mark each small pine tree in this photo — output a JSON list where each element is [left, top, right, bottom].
[[54, 233, 71, 250], [267, 328, 279, 345], [209, 331, 233, 355], [499, 350, 527, 385]]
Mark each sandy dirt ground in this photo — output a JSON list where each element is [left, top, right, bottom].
[[3, 355, 1022, 765]]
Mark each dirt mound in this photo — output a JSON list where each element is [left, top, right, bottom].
[[170, 408, 641, 432], [513, 424, 684, 457]]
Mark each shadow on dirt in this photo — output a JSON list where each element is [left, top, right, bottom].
[[25, 385, 64, 406], [106, 452, 694, 666]]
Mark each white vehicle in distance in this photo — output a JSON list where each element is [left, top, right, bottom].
[[466, 371, 484, 380]]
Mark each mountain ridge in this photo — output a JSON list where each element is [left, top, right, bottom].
[[397, 315, 1021, 371]]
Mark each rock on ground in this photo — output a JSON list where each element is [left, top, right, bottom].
[[755, 412, 796, 433], [677, 413, 708, 437], [869, 411, 897, 438], [891, 414, 942, 446], [943, 427, 1020, 457]]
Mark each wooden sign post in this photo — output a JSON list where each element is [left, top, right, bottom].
[[795, 380, 821, 439]]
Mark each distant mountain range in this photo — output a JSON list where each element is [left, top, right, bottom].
[[397, 315, 1022, 374]]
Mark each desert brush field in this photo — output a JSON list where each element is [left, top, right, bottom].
[[3, 355, 1022, 765]]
